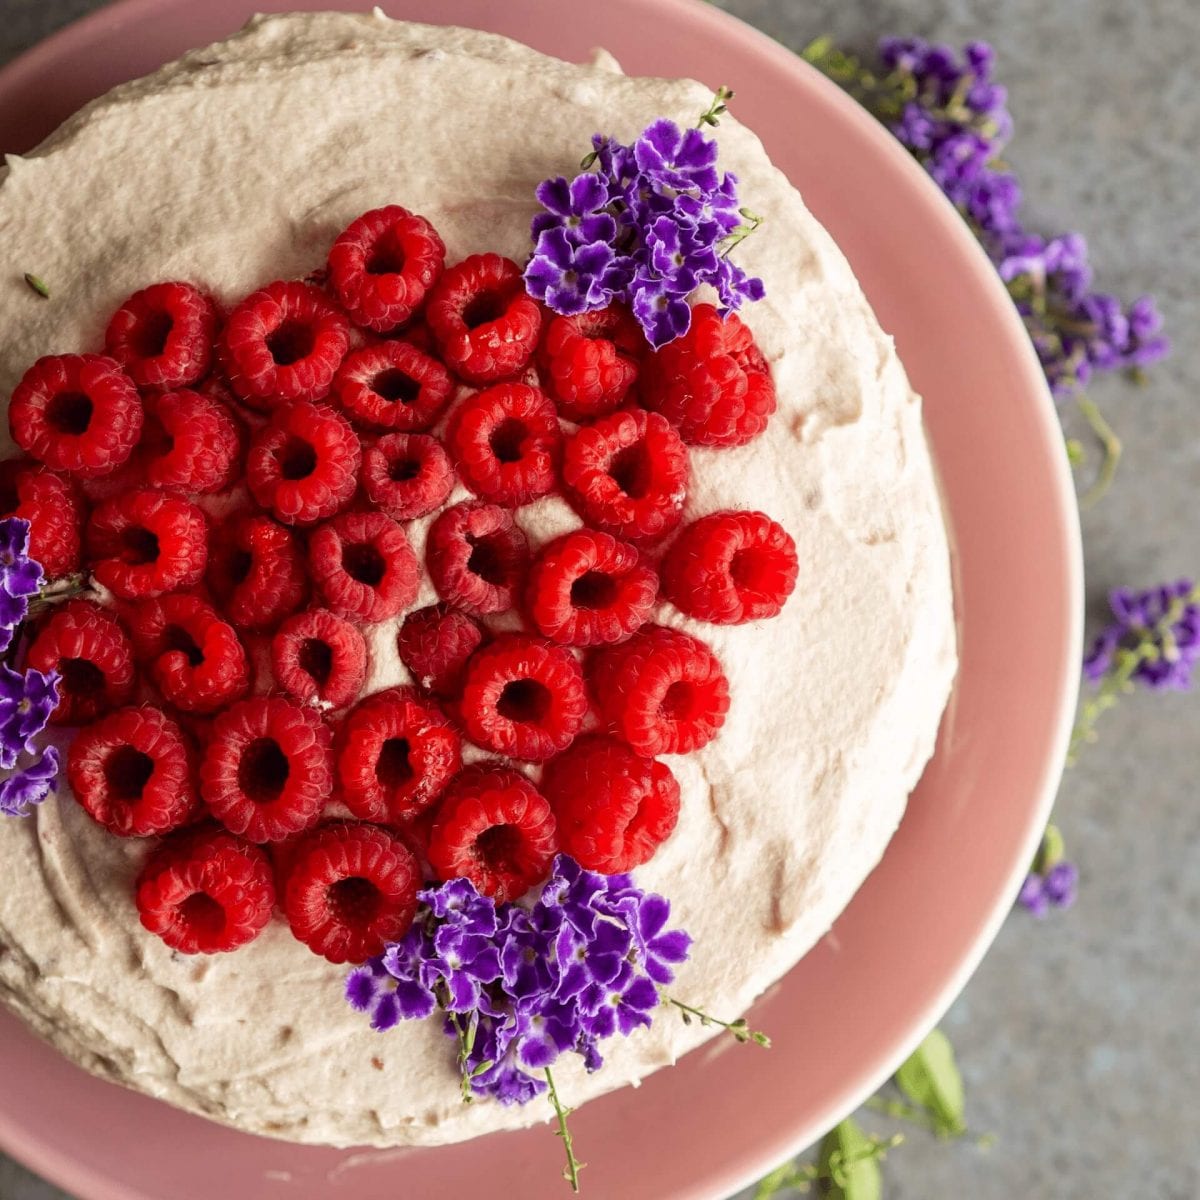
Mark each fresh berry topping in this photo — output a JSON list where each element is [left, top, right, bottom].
[[541, 734, 680, 873], [396, 603, 486, 699], [199, 695, 333, 843], [331, 340, 453, 432], [444, 382, 562, 507], [9, 354, 143, 477], [643, 303, 776, 446], [335, 686, 462, 824], [129, 593, 250, 714], [281, 821, 420, 963], [426, 254, 542, 384], [138, 388, 241, 494], [0, 459, 84, 577], [136, 825, 275, 954], [26, 598, 134, 724], [271, 608, 368, 710], [206, 514, 308, 632], [246, 400, 361, 525], [361, 432, 454, 521], [426, 501, 529, 616], [220, 280, 350, 410], [327, 206, 447, 332], [103, 281, 219, 390], [662, 510, 799, 624], [537, 304, 643, 423], [309, 510, 419, 623], [591, 624, 730, 757], [426, 763, 557, 902], [459, 634, 587, 761], [561, 408, 689, 543], [67, 705, 198, 836], [86, 488, 207, 599]]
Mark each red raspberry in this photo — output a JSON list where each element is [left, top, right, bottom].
[[282, 821, 420, 963], [537, 304, 643, 423], [138, 388, 241, 494], [309, 510, 419, 623], [361, 433, 454, 521], [662, 510, 799, 624], [26, 598, 134, 724], [591, 624, 730, 757], [0, 459, 84, 577], [271, 608, 367, 710], [426, 501, 529, 616], [396, 604, 485, 700], [136, 824, 275, 954], [643, 303, 776, 446], [220, 280, 350, 410], [541, 734, 680, 873], [561, 408, 689, 543], [129, 593, 250, 714], [200, 695, 333, 843], [206, 514, 308, 632], [459, 634, 586, 762], [426, 254, 542, 384], [427, 763, 557, 902], [67, 705, 199, 836], [9, 354, 143, 477], [86, 488, 207, 599], [104, 281, 219, 390], [331, 340, 453, 432], [335, 686, 462, 824], [327, 205, 447, 332], [445, 382, 562, 507], [246, 400, 361, 525]]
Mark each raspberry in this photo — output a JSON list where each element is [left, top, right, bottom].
[[541, 735, 680, 873], [206, 514, 308, 632], [0, 459, 84, 577], [136, 824, 275, 954], [138, 388, 241, 494], [25, 598, 134, 724], [396, 603, 485, 700], [426, 254, 542, 384], [327, 205, 447, 332], [67, 705, 199, 836], [335, 686, 462, 824], [444, 382, 562, 507], [86, 488, 207, 599], [361, 433, 454, 521], [9, 354, 143, 477], [537, 304, 643, 422], [426, 501, 529, 616], [642, 303, 776, 446], [309, 511, 419, 623], [129, 593, 250, 714], [459, 634, 586, 762], [200, 695, 333, 843], [246, 400, 361, 525], [220, 280, 350, 410], [662, 510, 799, 624], [591, 624, 730, 757], [331, 340, 453, 432], [104, 281, 219, 390], [282, 821, 420, 963], [561, 408, 689, 543], [427, 763, 557, 902], [271, 608, 367, 709], [525, 529, 658, 646]]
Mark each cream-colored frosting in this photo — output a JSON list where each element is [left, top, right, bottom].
[[0, 12, 956, 1147]]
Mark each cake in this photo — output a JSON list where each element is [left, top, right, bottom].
[[0, 11, 956, 1150]]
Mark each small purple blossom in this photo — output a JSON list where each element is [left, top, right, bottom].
[[1018, 861, 1079, 918], [1083, 579, 1200, 691], [0, 744, 60, 818], [0, 518, 43, 651], [0, 666, 60, 769]]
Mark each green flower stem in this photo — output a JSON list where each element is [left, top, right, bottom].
[[446, 1009, 474, 1104], [697, 84, 734, 128], [864, 1094, 942, 1132], [666, 997, 771, 1047], [1076, 393, 1122, 508], [544, 1067, 584, 1193]]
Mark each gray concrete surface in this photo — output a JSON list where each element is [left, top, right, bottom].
[[1, 1, 1197, 1198]]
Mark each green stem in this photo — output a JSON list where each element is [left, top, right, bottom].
[[1069, 647, 1146, 765], [666, 997, 771, 1047], [447, 1010, 474, 1104], [1076, 393, 1122, 508], [864, 1094, 941, 1132], [544, 1067, 584, 1193]]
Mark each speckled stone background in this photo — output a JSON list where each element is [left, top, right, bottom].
[[1, 1, 1197, 1198]]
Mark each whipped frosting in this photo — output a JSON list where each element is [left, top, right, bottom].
[[0, 12, 956, 1148]]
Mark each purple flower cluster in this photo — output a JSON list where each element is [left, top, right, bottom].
[[1084, 579, 1200, 692], [525, 118, 764, 348], [1018, 861, 1079, 918], [346, 856, 691, 1105]]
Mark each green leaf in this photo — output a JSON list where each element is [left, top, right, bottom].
[[894, 1029, 966, 1137], [819, 1118, 882, 1200]]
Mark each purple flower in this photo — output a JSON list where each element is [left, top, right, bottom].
[[1018, 861, 1078, 918], [633, 119, 720, 195], [0, 745, 59, 818], [525, 227, 625, 317], [1083, 579, 1200, 691], [630, 273, 695, 349], [0, 666, 59, 770], [0, 518, 43, 648], [531, 172, 615, 240]]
